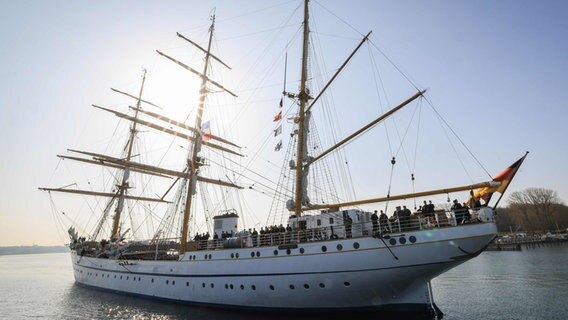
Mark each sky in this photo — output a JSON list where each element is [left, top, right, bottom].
[[1, 0, 567, 246]]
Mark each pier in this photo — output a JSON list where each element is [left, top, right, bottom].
[[487, 232, 567, 251]]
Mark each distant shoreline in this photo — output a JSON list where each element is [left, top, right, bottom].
[[0, 245, 68, 256]]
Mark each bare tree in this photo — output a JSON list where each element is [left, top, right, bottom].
[[507, 188, 561, 231]]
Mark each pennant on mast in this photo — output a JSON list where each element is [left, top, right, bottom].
[[273, 111, 282, 122], [274, 124, 282, 137]]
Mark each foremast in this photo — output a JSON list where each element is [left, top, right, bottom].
[[179, 15, 216, 255], [111, 69, 147, 241], [293, 0, 312, 217]]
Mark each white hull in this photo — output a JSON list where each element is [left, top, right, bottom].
[[71, 222, 496, 312]]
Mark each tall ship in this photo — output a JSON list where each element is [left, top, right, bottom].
[[40, 1, 527, 317]]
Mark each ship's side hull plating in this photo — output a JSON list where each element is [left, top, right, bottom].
[[71, 223, 496, 311]]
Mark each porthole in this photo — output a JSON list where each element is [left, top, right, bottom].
[[202, 283, 205, 288], [204, 254, 208, 259], [353, 242, 360, 249], [172, 280, 176, 285], [273, 250, 279, 256], [337, 244, 343, 251], [389, 238, 397, 245], [114, 275, 116, 279], [251, 252, 255, 257], [399, 237, 406, 244], [290, 284, 295, 289], [166, 280, 169, 284], [286, 249, 291, 255], [409, 236, 417, 243], [120, 276, 123, 280], [256, 251, 260, 257], [270, 285, 275, 290], [151, 278, 154, 283], [231, 253, 234, 258], [236, 253, 239, 258], [126, 276, 129, 280], [319, 283, 325, 288], [344, 282, 351, 287], [211, 283, 214, 288], [240, 284, 244, 290], [230, 284, 234, 289], [251, 285, 256, 290], [225, 284, 229, 289], [186, 281, 189, 287], [321, 246, 327, 252], [304, 284, 310, 289], [209, 254, 212, 259]]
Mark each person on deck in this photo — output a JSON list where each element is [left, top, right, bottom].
[[452, 199, 466, 225], [379, 210, 389, 233], [422, 200, 430, 214], [400, 206, 411, 230], [345, 215, 353, 238], [427, 201, 435, 216], [371, 210, 379, 233]]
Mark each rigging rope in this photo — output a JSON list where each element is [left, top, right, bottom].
[[423, 96, 492, 180]]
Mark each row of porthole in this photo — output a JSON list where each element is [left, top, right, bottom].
[[255, 242, 362, 258], [389, 235, 417, 246], [84, 271, 142, 282], [80, 270, 353, 291], [82, 270, 193, 287], [189, 254, 213, 260], [185, 242, 364, 262], [205, 282, 352, 290]]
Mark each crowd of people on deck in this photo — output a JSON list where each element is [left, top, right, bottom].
[[369, 198, 485, 234], [191, 198, 485, 247]]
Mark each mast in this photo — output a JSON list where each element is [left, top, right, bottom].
[[293, 0, 311, 217], [110, 69, 147, 241], [179, 13, 216, 255]]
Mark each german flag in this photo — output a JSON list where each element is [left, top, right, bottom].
[[472, 153, 528, 205]]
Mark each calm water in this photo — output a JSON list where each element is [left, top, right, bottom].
[[0, 246, 566, 320]]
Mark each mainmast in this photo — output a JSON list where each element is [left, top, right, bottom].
[[179, 14, 216, 254], [110, 69, 147, 241], [293, 0, 312, 217]]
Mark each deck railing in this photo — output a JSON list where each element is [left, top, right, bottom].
[[191, 208, 492, 250]]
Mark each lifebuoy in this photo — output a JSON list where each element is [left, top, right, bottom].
[[422, 216, 437, 229]]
